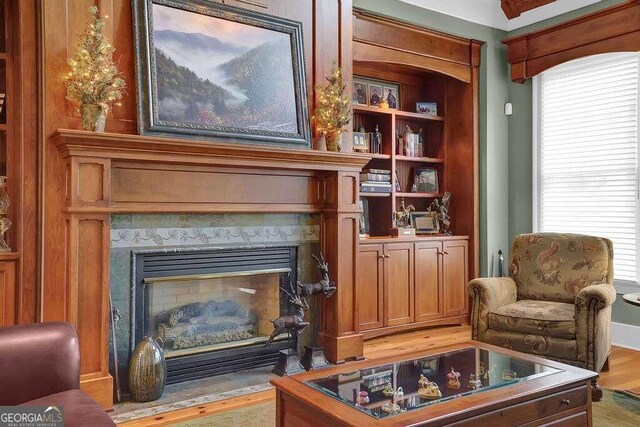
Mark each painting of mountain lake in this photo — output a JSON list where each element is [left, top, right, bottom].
[[133, 0, 310, 147]]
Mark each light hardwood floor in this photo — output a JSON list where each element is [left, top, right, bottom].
[[118, 325, 640, 426]]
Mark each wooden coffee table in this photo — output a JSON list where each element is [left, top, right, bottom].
[[271, 341, 597, 426]]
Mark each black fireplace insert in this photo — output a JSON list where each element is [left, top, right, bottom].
[[130, 245, 298, 384]]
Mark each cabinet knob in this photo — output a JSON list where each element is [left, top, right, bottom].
[[443, 251, 449, 255], [561, 399, 570, 405], [378, 255, 385, 259], [384, 254, 391, 259]]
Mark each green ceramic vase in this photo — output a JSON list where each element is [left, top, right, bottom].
[[128, 336, 167, 402]]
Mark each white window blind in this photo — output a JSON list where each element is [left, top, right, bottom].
[[536, 52, 640, 284]]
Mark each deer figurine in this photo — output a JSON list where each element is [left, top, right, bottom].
[[297, 253, 336, 298], [264, 284, 310, 347]]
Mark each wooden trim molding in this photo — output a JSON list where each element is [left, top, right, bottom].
[[352, 8, 483, 83], [52, 130, 371, 172], [502, 0, 640, 82], [501, 0, 556, 19]]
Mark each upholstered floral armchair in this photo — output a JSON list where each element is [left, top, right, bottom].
[[467, 233, 616, 400]]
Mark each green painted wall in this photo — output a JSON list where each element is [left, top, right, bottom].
[[505, 0, 638, 327], [353, 0, 511, 276]]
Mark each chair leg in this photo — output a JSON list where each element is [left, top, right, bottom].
[[591, 377, 603, 402], [601, 356, 610, 372]]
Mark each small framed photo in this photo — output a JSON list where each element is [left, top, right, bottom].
[[414, 167, 438, 193], [368, 84, 383, 106], [383, 86, 398, 109], [417, 102, 438, 115], [410, 211, 439, 234], [353, 80, 368, 106], [353, 131, 370, 153]]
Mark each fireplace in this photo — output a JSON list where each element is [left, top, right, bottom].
[[131, 245, 297, 384]]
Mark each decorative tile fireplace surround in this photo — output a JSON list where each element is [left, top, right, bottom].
[[110, 213, 320, 389], [50, 130, 368, 408]]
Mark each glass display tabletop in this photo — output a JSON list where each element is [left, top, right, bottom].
[[304, 346, 562, 419]]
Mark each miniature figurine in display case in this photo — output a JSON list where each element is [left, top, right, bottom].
[[468, 373, 482, 390], [417, 374, 442, 400], [446, 367, 461, 390]]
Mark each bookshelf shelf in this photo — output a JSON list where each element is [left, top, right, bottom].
[[353, 105, 445, 123], [395, 192, 441, 199], [395, 155, 444, 163], [360, 192, 391, 198]]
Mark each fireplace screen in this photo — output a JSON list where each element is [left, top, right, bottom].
[[146, 272, 286, 357], [132, 246, 297, 383]]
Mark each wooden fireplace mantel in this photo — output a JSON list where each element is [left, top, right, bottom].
[[53, 129, 371, 172], [48, 129, 369, 409]]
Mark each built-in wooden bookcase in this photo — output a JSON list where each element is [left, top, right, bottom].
[[0, 0, 19, 327], [354, 71, 447, 235], [353, 9, 481, 338], [0, 0, 8, 171]]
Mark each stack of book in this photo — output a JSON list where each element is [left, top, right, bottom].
[[360, 169, 392, 194]]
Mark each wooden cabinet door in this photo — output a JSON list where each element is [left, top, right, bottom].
[[357, 244, 384, 331], [0, 261, 16, 326], [384, 243, 414, 327], [442, 239, 469, 317], [414, 241, 442, 322]]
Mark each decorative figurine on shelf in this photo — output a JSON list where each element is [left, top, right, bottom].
[[394, 198, 415, 229], [502, 369, 517, 381], [379, 96, 389, 110], [428, 192, 452, 235], [64, 6, 125, 132], [0, 177, 11, 252], [371, 124, 382, 154], [468, 373, 483, 390], [382, 383, 395, 397], [396, 386, 404, 399], [417, 374, 442, 400], [314, 64, 351, 152], [356, 391, 370, 407], [446, 368, 461, 390], [391, 198, 416, 237], [297, 253, 336, 298]]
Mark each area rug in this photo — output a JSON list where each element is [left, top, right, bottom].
[[168, 388, 640, 426], [592, 389, 640, 426]]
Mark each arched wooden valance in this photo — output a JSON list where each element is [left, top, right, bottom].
[[503, 0, 640, 83]]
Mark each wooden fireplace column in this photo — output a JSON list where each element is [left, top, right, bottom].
[[51, 129, 370, 409]]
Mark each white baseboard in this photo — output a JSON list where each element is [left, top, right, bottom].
[[611, 322, 640, 351]]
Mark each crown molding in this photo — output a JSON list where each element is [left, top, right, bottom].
[[397, 0, 603, 31]]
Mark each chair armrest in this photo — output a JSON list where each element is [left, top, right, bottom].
[[575, 284, 616, 371], [0, 322, 80, 405], [576, 283, 617, 311], [467, 277, 518, 312], [467, 277, 518, 340]]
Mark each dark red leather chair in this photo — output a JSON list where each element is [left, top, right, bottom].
[[0, 321, 115, 426]]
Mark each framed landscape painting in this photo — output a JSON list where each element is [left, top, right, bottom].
[[132, 0, 311, 148]]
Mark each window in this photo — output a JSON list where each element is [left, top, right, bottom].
[[534, 52, 640, 290]]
